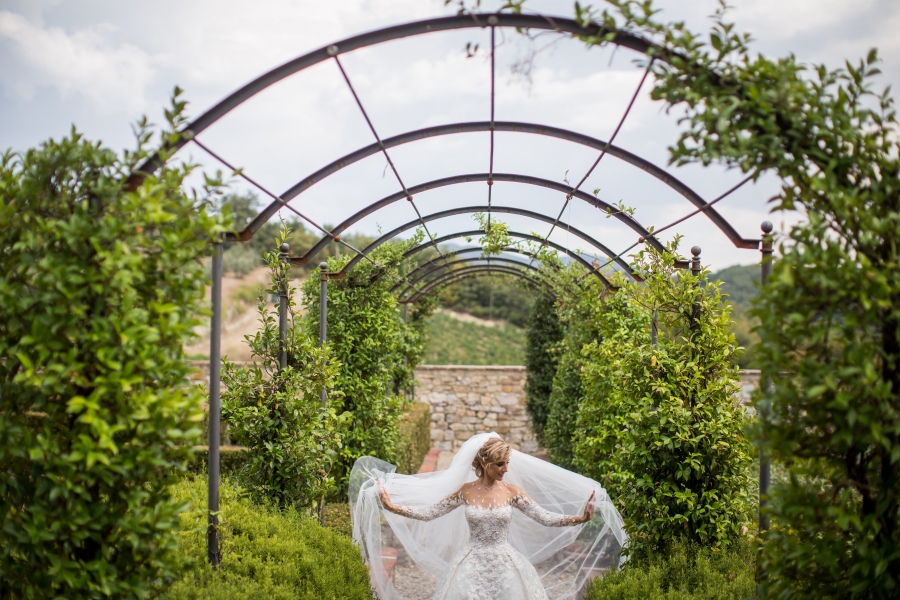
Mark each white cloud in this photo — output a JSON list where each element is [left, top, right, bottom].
[[0, 10, 154, 112]]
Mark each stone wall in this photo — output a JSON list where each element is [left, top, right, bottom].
[[414, 365, 539, 454]]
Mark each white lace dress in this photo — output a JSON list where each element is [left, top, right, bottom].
[[390, 490, 579, 600]]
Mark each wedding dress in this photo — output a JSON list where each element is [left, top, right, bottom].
[[349, 432, 628, 600]]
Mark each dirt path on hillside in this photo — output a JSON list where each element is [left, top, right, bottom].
[[185, 267, 306, 361]]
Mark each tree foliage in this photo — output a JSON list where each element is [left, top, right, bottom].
[[221, 225, 345, 511], [0, 93, 226, 598], [524, 291, 563, 444]]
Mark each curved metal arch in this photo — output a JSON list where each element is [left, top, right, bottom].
[[397, 256, 555, 299], [393, 246, 608, 297], [292, 173, 657, 264], [400, 229, 603, 273], [129, 13, 662, 180], [242, 121, 755, 249], [322, 205, 630, 277], [402, 265, 552, 304]]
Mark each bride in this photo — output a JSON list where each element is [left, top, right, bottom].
[[349, 432, 628, 600]]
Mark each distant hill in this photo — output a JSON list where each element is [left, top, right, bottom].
[[709, 263, 762, 368], [709, 263, 760, 309]]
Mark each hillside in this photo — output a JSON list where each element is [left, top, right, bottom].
[[710, 263, 761, 309], [423, 310, 525, 366], [709, 263, 762, 368]]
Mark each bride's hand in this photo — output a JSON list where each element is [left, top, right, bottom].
[[581, 490, 596, 523], [378, 482, 395, 511]]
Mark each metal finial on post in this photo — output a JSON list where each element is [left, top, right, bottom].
[[208, 242, 223, 567], [278, 242, 290, 371], [690, 245, 702, 277], [759, 222, 774, 535]]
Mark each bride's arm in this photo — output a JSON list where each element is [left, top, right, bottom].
[[510, 486, 595, 527], [378, 485, 464, 521]]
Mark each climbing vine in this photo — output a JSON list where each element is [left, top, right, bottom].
[[301, 231, 429, 492], [221, 224, 344, 511]]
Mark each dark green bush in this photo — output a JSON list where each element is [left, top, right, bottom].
[[0, 95, 225, 598], [166, 477, 371, 599], [543, 269, 605, 470], [584, 539, 756, 600], [524, 291, 563, 444], [396, 402, 432, 475]]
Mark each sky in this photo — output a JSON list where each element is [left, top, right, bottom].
[[1, 0, 897, 271]]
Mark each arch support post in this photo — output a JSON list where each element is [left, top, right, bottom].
[[207, 242, 223, 568], [319, 261, 328, 526], [759, 222, 774, 535], [690, 246, 702, 342], [279, 243, 290, 370]]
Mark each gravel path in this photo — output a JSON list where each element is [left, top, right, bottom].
[[392, 559, 438, 600]]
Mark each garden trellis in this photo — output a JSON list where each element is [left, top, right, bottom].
[[129, 12, 775, 567]]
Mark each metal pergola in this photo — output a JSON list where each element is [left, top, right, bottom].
[[131, 12, 775, 567]]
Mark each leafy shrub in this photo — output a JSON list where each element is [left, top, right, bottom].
[[301, 232, 429, 492], [576, 243, 752, 557], [185, 446, 250, 476], [222, 226, 345, 511], [543, 342, 586, 469], [395, 402, 432, 475], [0, 94, 225, 598], [572, 286, 649, 490], [524, 291, 563, 444], [584, 539, 756, 600], [322, 501, 353, 538], [167, 476, 371, 600]]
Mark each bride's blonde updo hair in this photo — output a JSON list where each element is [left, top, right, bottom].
[[472, 437, 512, 477]]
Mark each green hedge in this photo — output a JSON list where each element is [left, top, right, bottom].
[[395, 402, 432, 475], [584, 540, 756, 600], [166, 476, 371, 599]]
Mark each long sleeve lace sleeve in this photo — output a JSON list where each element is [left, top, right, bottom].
[[512, 491, 583, 527], [385, 490, 464, 521]]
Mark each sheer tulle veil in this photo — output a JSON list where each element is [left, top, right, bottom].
[[349, 432, 628, 600]]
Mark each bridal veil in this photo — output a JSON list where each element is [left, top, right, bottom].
[[349, 432, 628, 600]]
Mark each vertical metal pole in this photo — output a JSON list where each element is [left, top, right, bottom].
[[207, 242, 223, 567], [319, 262, 328, 526], [651, 310, 658, 348], [278, 242, 289, 371], [319, 262, 328, 409], [690, 246, 702, 342], [402, 304, 409, 401], [759, 222, 774, 534]]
